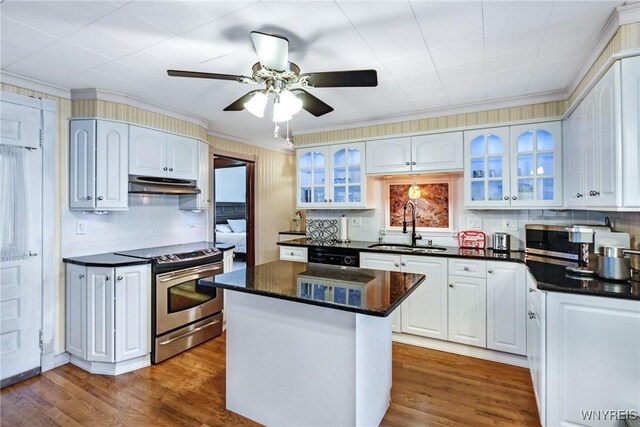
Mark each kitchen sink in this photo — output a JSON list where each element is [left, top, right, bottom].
[[367, 244, 448, 253]]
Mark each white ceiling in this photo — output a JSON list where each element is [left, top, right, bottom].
[[0, 0, 626, 149]]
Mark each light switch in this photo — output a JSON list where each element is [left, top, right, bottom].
[[76, 220, 86, 235]]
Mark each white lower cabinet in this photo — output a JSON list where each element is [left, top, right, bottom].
[[223, 249, 234, 273], [447, 274, 486, 348], [279, 246, 308, 262], [486, 262, 526, 355], [526, 271, 546, 426], [65, 262, 151, 374]]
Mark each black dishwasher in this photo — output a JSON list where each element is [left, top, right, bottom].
[[307, 246, 360, 267]]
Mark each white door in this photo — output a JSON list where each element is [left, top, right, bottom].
[[486, 262, 526, 355], [129, 125, 167, 177], [0, 100, 43, 386], [65, 264, 86, 358], [166, 134, 198, 180], [328, 143, 365, 207], [464, 127, 511, 207], [69, 120, 96, 209], [411, 132, 463, 172], [622, 57, 640, 207], [114, 265, 150, 362], [564, 105, 586, 207], [365, 137, 412, 174], [96, 121, 128, 209], [86, 267, 114, 363], [447, 275, 486, 347], [297, 147, 330, 208]]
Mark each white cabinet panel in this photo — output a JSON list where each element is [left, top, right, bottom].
[[279, 246, 308, 262], [359, 252, 402, 272], [66, 263, 86, 358], [96, 121, 128, 209], [114, 265, 150, 362], [448, 258, 486, 278], [365, 137, 411, 174], [622, 56, 640, 207], [486, 262, 526, 355], [401, 256, 448, 340], [447, 275, 486, 348], [411, 132, 463, 172], [526, 272, 546, 426], [86, 267, 114, 363], [129, 125, 166, 177], [179, 141, 211, 210], [69, 120, 96, 209], [166, 134, 198, 180], [563, 106, 585, 207]]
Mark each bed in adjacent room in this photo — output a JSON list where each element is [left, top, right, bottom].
[[215, 202, 247, 257]]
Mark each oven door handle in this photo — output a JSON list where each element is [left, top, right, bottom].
[[157, 263, 223, 284], [158, 318, 221, 346]]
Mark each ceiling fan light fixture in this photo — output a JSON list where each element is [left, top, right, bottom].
[[279, 89, 303, 116], [273, 99, 293, 123], [244, 91, 269, 118]]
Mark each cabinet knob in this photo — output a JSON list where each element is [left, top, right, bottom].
[[117, 275, 123, 281], [503, 196, 509, 200], [169, 167, 173, 171], [529, 287, 535, 293], [97, 196, 103, 201], [207, 199, 211, 203], [487, 268, 493, 273], [405, 162, 410, 166], [324, 199, 327, 202], [411, 161, 416, 165], [105, 276, 111, 281], [79, 274, 85, 279], [512, 196, 517, 200], [528, 311, 536, 319], [592, 190, 600, 196], [163, 167, 168, 171], [86, 196, 92, 200], [576, 193, 583, 198], [290, 252, 294, 256], [329, 199, 332, 202], [394, 262, 400, 267], [449, 283, 454, 288], [29, 251, 38, 257], [401, 262, 406, 267], [463, 266, 470, 271]]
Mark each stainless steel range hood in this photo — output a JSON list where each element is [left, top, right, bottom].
[[128, 175, 201, 195]]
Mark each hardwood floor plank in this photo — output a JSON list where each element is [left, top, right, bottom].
[[1, 334, 539, 426]]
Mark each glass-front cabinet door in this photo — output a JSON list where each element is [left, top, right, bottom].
[[329, 142, 365, 207], [297, 147, 329, 207], [464, 127, 510, 207], [509, 122, 562, 207]]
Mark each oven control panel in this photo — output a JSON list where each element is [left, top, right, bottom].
[[156, 248, 219, 264]]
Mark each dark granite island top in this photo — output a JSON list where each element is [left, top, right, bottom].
[[199, 260, 425, 317]]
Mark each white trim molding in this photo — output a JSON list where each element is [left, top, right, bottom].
[[618, 2, 640, 25], [69, 354, 151, 376], [0, 71, 71, 99]]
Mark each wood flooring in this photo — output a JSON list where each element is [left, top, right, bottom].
[[1, 334, 539, 426]]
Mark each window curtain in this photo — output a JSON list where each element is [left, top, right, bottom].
[[0, 144, 29, 261]]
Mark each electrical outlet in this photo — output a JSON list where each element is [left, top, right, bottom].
[[349, 217, 362, 227], [467, 218, 482, 229], [503, 219, 518, 231], [379, 229, 386, 236], [76, 220, 86, 235]]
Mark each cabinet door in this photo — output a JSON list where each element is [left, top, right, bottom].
[[129, 125, 167, 177], [198, 142, 211, 207], [546, 293, 640, 427], [464, 127, 510, 207], [330, 143, 365, 207], [401, 256, 448, 340], [564, 105, 586, 207], [486, 262, 526, 355], [365, 137, 411, 174], [510, 122, 562, 207], [114, 265, 150, 362], [86, 267, 114, 362], [447, 275, 486, 347], [622, 56, 640, 207], [66, 263, 86, 358], [167, 134, 198, 180], [297, 147, 329, 207], [223, 250, 234, 273], [69, 120, 96, 209], [526, 273, 545, 425], [96, 121, 128, 209], [411, 132, 463, 172], [359, 252, 402, 272], [590, 61, 621, 207]]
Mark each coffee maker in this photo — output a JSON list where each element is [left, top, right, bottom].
[[564, 225, 612, 274]]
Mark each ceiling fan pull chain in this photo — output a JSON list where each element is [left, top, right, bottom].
[[274, 123, 280, 139]]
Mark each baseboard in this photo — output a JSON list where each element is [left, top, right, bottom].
[[70, 354, 151, 376], [392, 333, 528, 368], [54, 352, 71, 368]]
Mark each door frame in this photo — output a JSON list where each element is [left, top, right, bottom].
[[0, 91, 56, 376], [211, 149, 257, 267]]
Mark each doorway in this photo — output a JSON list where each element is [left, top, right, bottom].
[[212, 155, 255, 270]]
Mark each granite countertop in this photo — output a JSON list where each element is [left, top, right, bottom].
[[279, 230, 305, 235], [199, 260, 425, 317], [215, 242, 236, 251], [63, 253, 151, 267]]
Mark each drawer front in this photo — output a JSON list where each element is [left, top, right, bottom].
[[280, 246, 308, 262], [448, 259, 486, 278]]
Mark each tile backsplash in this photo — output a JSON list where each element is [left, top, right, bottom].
[[61, 195, 208, 257]]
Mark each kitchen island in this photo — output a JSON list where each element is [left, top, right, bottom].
[[199, 261, 425, 427]]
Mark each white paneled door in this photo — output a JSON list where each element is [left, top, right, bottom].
[[0, 100, 43, 387]]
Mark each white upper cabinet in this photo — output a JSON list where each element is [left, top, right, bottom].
[[622, 56, 640, 207], [564, 106, 586, 207], [465, 123, 562, 208], [129, 125, 197, 180], [179, 141, 211, 210], [69, 119, 128, 211], [366, 132, 463, 174], [297, 142, 368, 209]]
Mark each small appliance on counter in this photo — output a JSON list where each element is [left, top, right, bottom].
[[458, 230, 486, 249], [564, 224, 613, 275], [492, 232, 510, 252]]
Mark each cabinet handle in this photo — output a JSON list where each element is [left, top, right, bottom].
[[411, 161, 416, 165], [512, 196, 517, 200], [207, 199, 211, 203], [405, 162, 410, 166], [576, 193, 583, 198], [29, 251, 38, 257], [449, 283, 454, 288], [401, 262, 406, 267], [463, 266, 470, 271], [487, 268, 493, 273], [117, 275, 123, 281], [79, 274, 85, 279], [169, 167, 173, 171], [324, 199, 328, 202], [592, 190, 600, 196], [86, 195, 92, 200], [329, 199, 332, 202], [528, 311, 536, 319], [503, 196, 509, 200], [394, 262, 400, 267], [105, 276, 111, 281], [97, 196, 103, 201], [290, 252, 294, 256], [529, 287, 535, 293], [163, 167, 168, 171]]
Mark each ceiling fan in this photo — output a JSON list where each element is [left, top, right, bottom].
[[167, 31, 378, 122]]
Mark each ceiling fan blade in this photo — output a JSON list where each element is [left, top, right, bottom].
[[295, 90, 334, 117], [301, 70, 378, 88], [223, 91, 260, 111], [250, 31, 289, 72], [167, 69, 247, 82]]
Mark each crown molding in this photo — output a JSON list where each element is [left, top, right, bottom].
[[70, 88, 210, 129], [618, 2, 640, 25], [0, 71, 71, 99], [295, 90, 566, 136], [206, 128, 294, 154]]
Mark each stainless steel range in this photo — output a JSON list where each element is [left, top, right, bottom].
[[116, 242, 224, 363]]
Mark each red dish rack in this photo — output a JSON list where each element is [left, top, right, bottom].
[[458, 230, 487, 249]]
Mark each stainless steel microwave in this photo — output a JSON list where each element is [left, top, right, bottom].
[[525, 224, 581, 261]]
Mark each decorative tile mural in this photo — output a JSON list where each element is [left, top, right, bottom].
[[387, 182, 450, 229], [306, 219, 339, 244]]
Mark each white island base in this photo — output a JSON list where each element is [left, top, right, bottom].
[[225, 291, 393, 427]]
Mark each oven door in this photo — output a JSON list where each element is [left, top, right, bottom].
[[155, 262, 224, 335]]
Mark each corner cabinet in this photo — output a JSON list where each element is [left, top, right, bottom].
[[486, 261, 526, 355], [129, 125, 198, 180], [65, 262, 151, 375], [69, 119, 129, 211], [464, 122, 562, 208], [179, 141, 211, 210], [297, 143, 371, 209]]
